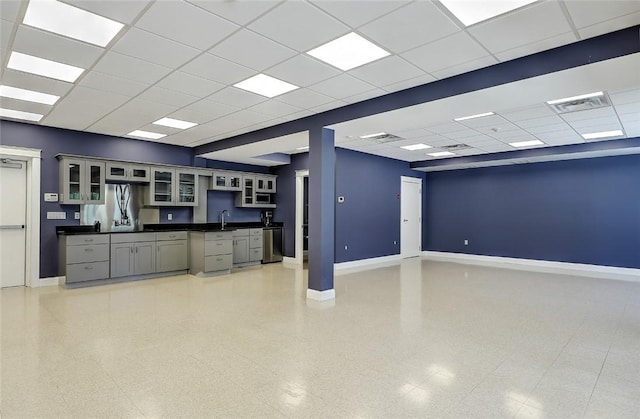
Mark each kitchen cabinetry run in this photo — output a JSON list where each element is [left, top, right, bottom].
[[233, 228, 263, 267], [189, 231, 233, 276], [148, 168, 198, 206], [156, 231, 188, 272], [235, 175, 276, 208], [212, 171, 242, 191], [110, 233, 156, 278], [58, 157, 105, 204], [106, 162, 150, 182], [58, 234, 110, 283]]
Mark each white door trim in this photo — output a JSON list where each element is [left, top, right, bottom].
[[295, 169, 309, 265], [400, 176, 422, 259], [0, 145, 41, 287]]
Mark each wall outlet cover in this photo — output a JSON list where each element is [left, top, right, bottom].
[[167, 213, 173, 221], [74, 212, 80, 220]]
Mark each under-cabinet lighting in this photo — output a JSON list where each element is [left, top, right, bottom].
[[439, 0, 538, 26], [360, 132, 386, 139], [509, 139, 545, 148], [7, 51, 85, 82], [233, 74, 298, 98], [23, 0, 124, 47], [454, 112, 495, 121], [582, 130, 624, 140], [0, 107, 44, 122], [401, 143, 432, 151], [128, 130, 166, 140], [153, 117, 198, 130], [428, 151, 456, 157], [546, 91, 604, 105], [0, 85, 60, 105], [307, 32, 390, 71]]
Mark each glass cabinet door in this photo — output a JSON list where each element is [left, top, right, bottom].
[[85, 161, 105, 204], [243, 177, 254, 205], [229, 175, 241, 190], [215, 174, 227, 189], [152, 169, 173, 204], [67, 161, 83, 203], [177, 172, 196, 204]]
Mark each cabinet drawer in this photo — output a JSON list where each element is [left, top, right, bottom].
[[249, 248, 263, 262], [249, 235, 263, 249], [67, 234, 109, 246], [249, 228, 263, 236], [111, 232, 156, 243], [67, 244, 109, 264], [66, 261, 110, 283], [156, 231, 188, 241], [232, 229, 250, 238], [205, 239, 232, 256], [204, 254, 232, 272], [204, 231, 233, 241]]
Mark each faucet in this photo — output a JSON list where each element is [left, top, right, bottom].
[[221, 210, 229, 230]]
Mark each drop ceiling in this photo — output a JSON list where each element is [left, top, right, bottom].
[[1, 0, 639, 165]]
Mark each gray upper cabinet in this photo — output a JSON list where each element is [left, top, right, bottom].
[[212, 171, 242, 191], [58, 157, 105, 205], [235, 175, 276, 208], [148, 168, 198, 207], [105, 162, 150, 182], [256, 175, 276, 193]]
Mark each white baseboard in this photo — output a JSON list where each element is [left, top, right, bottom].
[[422, 251, 640, 282], [306, 288, 335, 301], [35, 276, 62, 287], [334, 254, 402, 271], [282, 256, 298, 265]]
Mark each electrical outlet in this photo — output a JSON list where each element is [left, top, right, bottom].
[[344, 245, 348, 250], [393, 240, 397, 245], [167, 213, 173, 221], [74, 212, 80, 220], [464, 239, 469, 246]]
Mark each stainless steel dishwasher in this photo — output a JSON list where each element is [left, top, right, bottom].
[[262, 227, 283, 263]]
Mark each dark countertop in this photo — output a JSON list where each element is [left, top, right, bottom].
[[56, 222, 283, 235]]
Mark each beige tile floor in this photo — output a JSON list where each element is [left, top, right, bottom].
[[1, 259, 639, 418]]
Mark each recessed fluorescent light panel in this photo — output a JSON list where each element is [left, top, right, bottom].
[[307, 32, 390, 71], [23, 0, 124, 47], [401, 143, 431, 151], [233, 74, 298, 98], [428, 151, 456, 157], [153, 117, 198, 130], [439, 0, 538, 26], [0, 85, 59, 105], [7, 52, 85, 82], [509, 139, 545, 148], [360, 132, 387, 139], [128, 130, 166, 140], [582, 130, 624, 140], [0, 107, 44, 122], [454, 112, 495, 121], [546, 91, 604, 105]]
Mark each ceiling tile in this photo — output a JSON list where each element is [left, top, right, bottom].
[[431, 56, 498, 80], [184, 98, 240, 120], [87, 108, 160, 135], [468, 1, 572, 54], [500, 105, 557, 121], [208, 110, 274, 134], [527, 123, 573, 134], [619, 112, 640, 124], [541, 136, 585, 146], [514, 115, 565, 128], [136, 86, 199, 108], [613, 102, 640, 116], [308, 74, 376, 100], [93, 52, 172, 85], [578, 12, 640, 40], [266, 54, 340, 87], [165, 108, 215, 126], [535, 130, 583, 143], [459, 114, 509, 129], [349, 56, 425, 88], [181, 53, 255, 85], [156, 71, 224, 98], [0, 96, 52, 115], [308, 100, 347, 114], [342, 88, 387, 104], [112, 28, 201, 68], [394, 128, 431, 139], [60, 0, 151, 24], [427, 122, 466, 134], [135, 1, 239, 51], [440, 128, 480, 140], [276, 88, 335, 109], [476, 143, 512, 152], [207, 87, 268, 109], [560, 107, 616, 122], [311, 1, 409, 28], [564, 0, 640, 28], [1, 19, 14, 52], [382, 73, 437, 93], [402, 32, 488, 73], [187, 0, 280, 25], [248, 100, 303, 118], [248, 2, 349, 52], [119, 98, 179, 122], [79, 71, 148, 97], [359, 1, 460, 53], [1, 69, 73, 97], [209, 29, 297, 72], [621, 121, 640, 137], [570, 119, 622, 132], [609, 88, 640, 106], [160, 124, 218, 144], [495, 32, 577, 62], [1, 1, 21, 22], [12, 25, 104, 69]]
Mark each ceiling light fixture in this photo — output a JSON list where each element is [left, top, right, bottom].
[[128, 130, 166, 140], [360, 132, 387, 139], [401, 143, 432, 151], [454, 112, 495, 121], [546, 91, 604, 105], [582, 130, 624, 140], [0, 85, 60, 105], [439, 0, 538, 26], [7, 51, 85, 82], [0, 107, 44, 122], [23, 0, 124, 47], [428, 151, 456, 157], [153, 117, 198, 130], [307, 32, 390, 71], [509, 139, 545, 148], [233, 74, 298, 98]]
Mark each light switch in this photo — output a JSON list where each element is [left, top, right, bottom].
[[74, 212, 80, 220], [167, 213, 173, 221]]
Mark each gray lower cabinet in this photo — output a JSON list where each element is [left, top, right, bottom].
[[59, 234, 110, 283], [249, 228, 263, 263], [233, 228, 263, 266], [110, 233, 156, 278], [156, 231, 188, 272], [190, 231, 233, 275]]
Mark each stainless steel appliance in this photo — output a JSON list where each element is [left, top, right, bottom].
[[263, 226, 283, 263], [261, 210, 273, 227]]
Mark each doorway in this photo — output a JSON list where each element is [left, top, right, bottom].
[[294, 169, 309, 264], [400, 176, 422, 259]]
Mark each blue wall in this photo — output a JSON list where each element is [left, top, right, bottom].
[[424, 155, 640, 269]]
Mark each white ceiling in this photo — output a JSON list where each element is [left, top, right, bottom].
[[1, 0, 639, 164]]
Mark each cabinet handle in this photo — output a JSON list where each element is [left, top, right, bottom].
[[136, 246, 138, 253], [84, 238, 94, 242], [84, 266, 93, 270], [131, 247, 134, 254], [169, 234, 176, 238], [84, 248, 93, 252]]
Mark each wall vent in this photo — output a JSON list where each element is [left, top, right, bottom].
[[368, 133, 403, 143], [441, 143, 471, 150], [549, 95, 611, 114]]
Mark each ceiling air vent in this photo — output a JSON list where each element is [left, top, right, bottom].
[[441, 143, 471, 150], [368, 133, 403, 143], [549, 94, 611, 114]]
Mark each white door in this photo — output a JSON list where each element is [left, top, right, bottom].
[[0, 158, 27, 287], [401, 177, 422, 259]]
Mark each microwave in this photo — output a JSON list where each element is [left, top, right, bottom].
[[255, 193, 272, 204]]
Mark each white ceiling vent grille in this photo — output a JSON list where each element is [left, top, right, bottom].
[[369, 133, 403, 143], [549, 94, 611, 114], [441, 143, 471, 150]]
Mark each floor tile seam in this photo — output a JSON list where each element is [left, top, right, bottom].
[[523, 336, 573, 407]]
